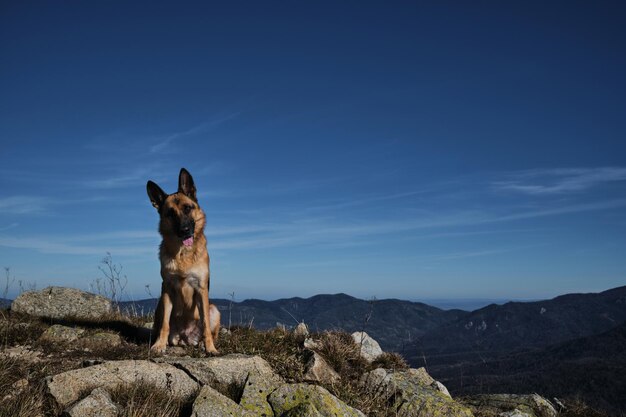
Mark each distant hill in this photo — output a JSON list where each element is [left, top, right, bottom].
[[404, 286, 626, 368], [435, 320, 626, 413], [119, 293, 467, 351]]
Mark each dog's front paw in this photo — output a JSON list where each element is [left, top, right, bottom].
[[204, 341, 219, 355], [150, 341, 167, 354]]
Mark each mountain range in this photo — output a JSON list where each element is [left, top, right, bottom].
[[117, 285, 626, 413]]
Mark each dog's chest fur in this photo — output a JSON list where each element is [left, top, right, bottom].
[[161, 253, 208, 291]]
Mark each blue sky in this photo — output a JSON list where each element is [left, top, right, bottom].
[[1, 1, 625, 302]]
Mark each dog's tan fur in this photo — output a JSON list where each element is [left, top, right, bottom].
[[147, 168, 220, 354]]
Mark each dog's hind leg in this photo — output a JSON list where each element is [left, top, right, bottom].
[[209, 303, 221, 342]]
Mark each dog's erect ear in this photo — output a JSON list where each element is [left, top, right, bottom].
[[178, 168, 197, 201], [147, 181, 167, 210]]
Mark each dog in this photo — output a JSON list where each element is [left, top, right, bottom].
[[146, 168, 220, 354]]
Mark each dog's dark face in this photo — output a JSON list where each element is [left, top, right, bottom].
[[147, 168, 206, 246]]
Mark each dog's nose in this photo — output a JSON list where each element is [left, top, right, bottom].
[[181, 225, 192, 235]]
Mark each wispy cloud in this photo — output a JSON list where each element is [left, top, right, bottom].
[[208, 197, 626, 250], [78, 166, 165, 190], [0, 196, 50, 214], [149, 113, 239, 153], [0, 231, 158, 256], [1, 195, 624, 255], [493, 167, 626, 195], [0, 223, 19, 232]]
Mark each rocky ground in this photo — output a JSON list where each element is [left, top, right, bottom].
[[0, 287, 610, 417]]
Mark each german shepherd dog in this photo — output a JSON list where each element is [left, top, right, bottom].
[[146, 168, 220, 354]]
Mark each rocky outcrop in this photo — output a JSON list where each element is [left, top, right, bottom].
[[46, 359, 199, 407], [361, 367, 474, 417], [185, 356, 359, 417], [352, 331, 383, 362], [6, 287, 564, 417], [11, 287, 112, 320], [462, 394, 557, 417]]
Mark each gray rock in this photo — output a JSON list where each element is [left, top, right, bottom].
[[268, 383, 366, 417], [303, 338, 318, 349], [191, 385, 255, 417], [462, 394, 556, 417], [39, 324, 85, 343], [46, 359, 198, 408], [361, 368, 474, 417], [11, 287, 112, 320], [293, 322, 309, 337], [156, 354, 282, 387], [65, 387, 119, 417], [303, 352, 340, 384], [351, 331, 383, 362]]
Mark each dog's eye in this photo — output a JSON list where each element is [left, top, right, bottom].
[[183, 205, 193, 214], [166, 209, 176, 218]]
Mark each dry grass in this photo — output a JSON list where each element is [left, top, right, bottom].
[[109, 382, 195, 417], [0, 310, 49, 348], [218, 326, 307, 381], [371, 351, 409, 371], [0, 357, 59, 417]]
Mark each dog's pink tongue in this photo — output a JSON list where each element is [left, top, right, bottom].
[[183, 237, 194, 247]]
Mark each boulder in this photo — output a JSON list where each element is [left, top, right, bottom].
[[303, 352, 340, 384], [239, 371, 280, 416], [191, 385, 255, 417], [11, 287, 112, 320], [351, 331, 383, 362], [156, 354, 282, 387], [39, 324, 85, 343], [462, 394, 557, 417], [46, 359, 198, 408], [361, 368, 474, 417], [65, 387, 119, 417], [268, 383, 366, 417]]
